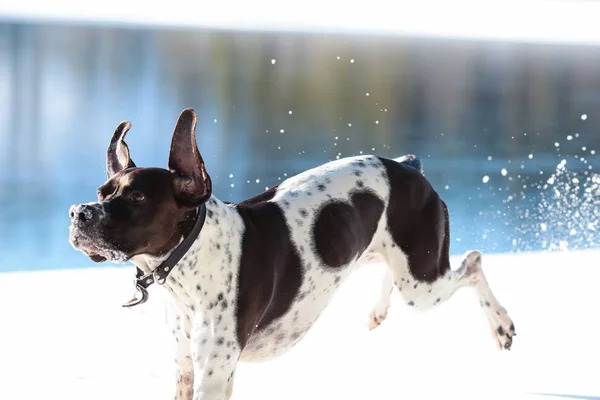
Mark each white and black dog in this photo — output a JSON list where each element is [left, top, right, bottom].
[[69, 108, 515, 400]]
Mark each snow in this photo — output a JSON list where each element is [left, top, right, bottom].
[[1, 250, 599, 399]]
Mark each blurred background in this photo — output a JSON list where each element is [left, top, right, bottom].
[[0, 1, 599, 272]]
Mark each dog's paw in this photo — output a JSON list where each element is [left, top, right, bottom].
[[368, 306, 388, 330], [489, 308, 516, 350]]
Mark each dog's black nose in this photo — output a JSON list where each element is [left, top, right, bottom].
[[69, 204, 100, 225]]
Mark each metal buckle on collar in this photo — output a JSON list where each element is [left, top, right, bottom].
[[153, 268, 166, 285], [122, 283, 149, 308]]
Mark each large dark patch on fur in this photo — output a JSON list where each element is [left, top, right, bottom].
[[234, 186, 302, 348], [377, 157, 451, 283], [312, 190, 384, 269]]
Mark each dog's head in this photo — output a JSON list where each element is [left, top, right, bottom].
[[69, 108, 212, 263]]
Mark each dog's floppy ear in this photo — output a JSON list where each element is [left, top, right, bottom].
[[106, 121, 136, 179], [168, 108, 212, 207]]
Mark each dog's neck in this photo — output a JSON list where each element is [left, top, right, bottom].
[[130, 252, 172, 274], [130, 196, 239, 277]]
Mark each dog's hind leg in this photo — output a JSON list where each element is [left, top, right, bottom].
[[376, 244, 515, 350], [372, 180, 515, 349], [456, 250, 516, 350], [430, 250, 516, 350], [368, 269, 394, 330]]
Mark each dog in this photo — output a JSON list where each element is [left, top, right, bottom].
[[69, 108, 515, 400]]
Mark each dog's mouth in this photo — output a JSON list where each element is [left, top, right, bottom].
[[69, 226, 129, 264]]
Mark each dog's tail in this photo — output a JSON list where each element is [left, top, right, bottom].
[[394, 154, 423, 173]]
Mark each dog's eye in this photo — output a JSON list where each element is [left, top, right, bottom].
[[130, 191, 145, 202]]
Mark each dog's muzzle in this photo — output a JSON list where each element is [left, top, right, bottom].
[[69, 203, 104, 227], [68, 202, 117, 261]]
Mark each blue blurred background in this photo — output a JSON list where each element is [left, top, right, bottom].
[[0, 12, 599, 272]]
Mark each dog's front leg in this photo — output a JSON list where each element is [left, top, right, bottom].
[[168, 302, 195, 400], [189, 316, 240, 400]]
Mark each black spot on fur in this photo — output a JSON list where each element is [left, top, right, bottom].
[[317, 184, 326, 191], [485, 301, 490, 307], [216, 337, 225, 345], [408, 301, 414, 306], [334, 276, 341, 284], [275, 333, 285, 344], [377, 157, 450, 284], [356, 180, 364, 188], [299, 209, 308, 218], [234, 188, 303, 348], [497, 326, 505, 336], [196, 284, 201, 291], [312, 191, 384, 269], [218, 293, 224, 301]]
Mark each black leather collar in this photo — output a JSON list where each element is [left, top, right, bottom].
[[122, 204, 207, 308]]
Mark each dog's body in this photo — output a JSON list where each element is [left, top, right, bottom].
[[69, 109, 514, 400]]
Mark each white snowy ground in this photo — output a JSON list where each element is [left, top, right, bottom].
[[1, 250, 599, 400]]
